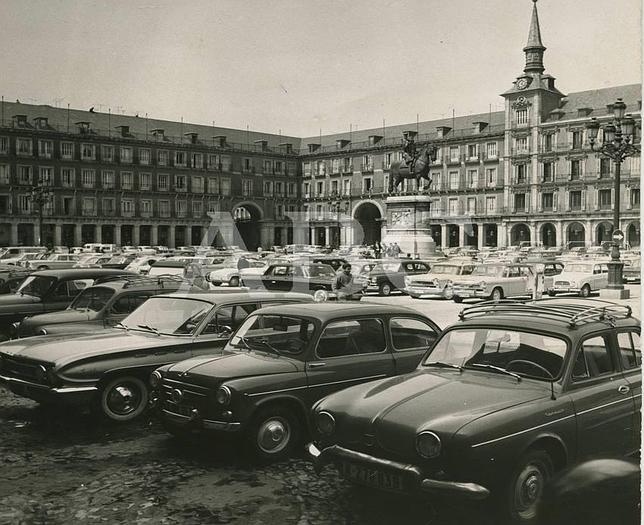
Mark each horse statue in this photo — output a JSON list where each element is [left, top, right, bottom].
[[389, 144, 438, 193]]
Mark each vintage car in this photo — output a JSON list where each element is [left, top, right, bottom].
[[622, 258, 640, 284], [27, 253, 81, 271], [208, 259, 267, 287], [0, 265, 31, 294], [451, 263, 535, 303], [307, 299, 640, 524], [242, 262, 365, 302], [366, 260, 432, 296], [152, 302, 441, 460], [404, 261, 476, 299], [101, 254, 138, 269], [548, 261, 608, 297], [0, 269, 134, 340], [15, 274, 196, 338], [0, 291, 313, 422]]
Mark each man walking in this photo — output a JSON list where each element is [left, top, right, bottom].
[[334, 263, 354, 301]]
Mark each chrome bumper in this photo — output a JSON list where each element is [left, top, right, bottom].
[[452, 288, 487, 298], [306, 443, 490, 501], [403, 286, 444, 298], [160, 408, 241, 432], [0, 373, 97, 398]]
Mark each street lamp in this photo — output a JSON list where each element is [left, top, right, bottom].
[[585, 98, 640, 290], [28, 178, 53, 247]]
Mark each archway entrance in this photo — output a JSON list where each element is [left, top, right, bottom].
[[483, 224, 498, 247], [596, 222, 613, 245], [447, 225, 459, 248], [102, 225, 115, 244], [354, 202, 382, 246], [510, 223, 530, 246], [540, 223, 557, 247], [464, 224, 478, 247], [566, 222, 585, 248], [233, 204, 262, 250], [17, 224, 34, 245], [627, 223, 640, 248], [430, 225, 442, 247]]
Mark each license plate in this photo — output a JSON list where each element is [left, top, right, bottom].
[[341, 461, 405, 492], [164, 401, 193, 417]]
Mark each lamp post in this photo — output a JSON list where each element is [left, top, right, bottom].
[[585, 98, 640, 291], [28, 178, 53, 247]]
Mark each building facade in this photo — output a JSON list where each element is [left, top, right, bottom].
[[0, 1, 640, 250]]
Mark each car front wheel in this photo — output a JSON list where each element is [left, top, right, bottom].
[[579, 284, 591, 298], [506, 450, 553, 525], [490, 287, 503, 302], [453, 295, 463, 303], [248, 405, 299, 462], [99, 376, 149, 422], [379, 282, 392, 296], [228, 276, 240, 287]]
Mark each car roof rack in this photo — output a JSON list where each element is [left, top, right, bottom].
[[93, 274, 189, 288], [459, 299, 632, 328]]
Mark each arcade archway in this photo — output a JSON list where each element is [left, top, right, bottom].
[[627, 222, 640, 248], [354, 201, 382, 246], [233, 203, 263, 250], [540, 223, 557, 247], [566, 222, 585, 248], [510, 223, 530, 246], [595, 221, 613, 245]]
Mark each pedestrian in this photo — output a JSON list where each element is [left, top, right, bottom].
[[374, 241, 382, 259], [393, 242, 401, 258], [334, 263, 354, 301]]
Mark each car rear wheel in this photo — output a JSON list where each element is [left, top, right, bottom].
[[228, 276, 240, 287], [453, 295, 463, 303], [547, 290, 556, 297], [379, 282, 392, 296], [99, 376, 149, 422], [579, 284, 591, 298], [247, 405, 299, 462], [313, 289, 328, 302], [490, 287, 503, 302], [443, 286, 454, 300], [505, 450, 553, 525]]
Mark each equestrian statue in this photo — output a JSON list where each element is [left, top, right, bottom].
[[389, 133, 438, 193]]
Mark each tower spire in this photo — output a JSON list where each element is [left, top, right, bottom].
[[523, 0, 546, 74]]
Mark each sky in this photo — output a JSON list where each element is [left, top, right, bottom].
[[0, 0, 641, 137]]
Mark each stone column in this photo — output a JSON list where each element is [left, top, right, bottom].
[[555, 221, 563, 248], [185, 226, 192, 246], [150, 225, 158, 246], [529, 222, 537, 247], [440, 224, 448, 249], [168, 225, 176, 249], [324, 226, 330, 246], [95, 225, 102, 243], [458, 225, 465, 248], [114, 225, 122, 247], [310, 227, 315, 245], [54, 224, 62, 246], [498, 222, 508, 248], [585, 220, 593, 247], [477, 223, 485, 250], [10, 223, 18, 245], [132, 224, 140, 246], [33, 223, 41, 246], [74, 224, 82, 246]]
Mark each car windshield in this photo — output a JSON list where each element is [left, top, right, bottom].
[[431, 265, 462, 275], [472, 266, 504, 277], [424, 328, 567, 381], [122, 297, 213, 335], [229, 314, 314, 356], [69, 286, 115, 312], [375, 263, 401, 272], [564, 264, 593, 273], [16, 276, 57, 297]]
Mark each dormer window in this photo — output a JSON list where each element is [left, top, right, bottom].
[[151, 128, 165, 140], [279, 142, 293, 154], [213, 135, 226, 147], [12, 115, 28, 127], [308, 143, 320, 153], [254, 139, 268, 152], [185, 132, 198, 145], [577, 107, 593, 118], [76, 121, 91, 134], [436, 126, 451, 138], [115, 125, 130, 138], [336, 139, 350, 150], [368, 135, 383, 146], [473, 121, 488, 134], [33, 117, 49, 129]]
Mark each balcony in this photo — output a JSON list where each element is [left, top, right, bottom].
[[361, 164, 374, 174], [464, 153, 481, 163]]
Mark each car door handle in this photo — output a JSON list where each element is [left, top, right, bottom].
[[308, 362, 326, 369], [618, 385, 631, 395]]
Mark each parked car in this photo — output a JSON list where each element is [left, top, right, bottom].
[[125, 256, 161, 275], [27, 253, 81, 271], [101, 255, 138, 269], [13, 252, 48, 268], [73, 254, 113, 268], [242, 262, 365, 302], [307, 299, 640, 524], [0, 269, 134, 340], [16, 274, 195, 338], [0, 246, 48, 265], [404, 261, 476, 299], [0, 265, 31, 294], [0, 291, 313, 422], [451, 263, 535, 302], [366, 260, 432, 296], [208, 259, 267, 287], [548, 261, 608, 297], [153, 302, 441, 460], [622, 258, 640, 284]]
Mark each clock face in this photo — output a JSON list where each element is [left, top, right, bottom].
[[517, 78, 529, 90]]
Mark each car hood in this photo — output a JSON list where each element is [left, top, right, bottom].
[[0, 330, 179, 366], [0, 293, 41, 308], [322, 369, 549, 454], [165, 350, 299, 386]]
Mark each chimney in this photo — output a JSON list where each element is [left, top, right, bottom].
[[436, 126, 451, 138], [213, 135, 226, 147]]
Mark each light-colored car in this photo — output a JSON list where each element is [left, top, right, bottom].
[[548, 261, 609, 297], [404, 261, 476, 299], [208, 259, 267, 287], [0, 246, 48, 265], [451, 263, 535, 303], [13, 252, 48, 268], [27, 253, 81, 271], [125, 256, 160, 274]]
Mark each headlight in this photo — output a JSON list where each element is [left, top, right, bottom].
[[433, 278, 440, 287], [216, 385, 232, 406], [569, 281, 577, 287], [446, 280, 453, 286], [316, 411, 335, 435], [34, 365, 47, 383], [37, 328, 48, 336], [150, 370, 162, 388], [478, 281, 487, 289], [404, 276, 412, 286], [416, 430, 441, 459]]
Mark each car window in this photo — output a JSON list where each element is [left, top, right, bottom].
[[271, 266, 289, 276], [229, 314, 314, 355], [572, 335, 615, 381], [203, 303, 258, 335], [390, 318, 438, 351], [110, 294, 150, 315], [507, 267, 521, 278], [618, 332, 641, 370], [317, 318, 386, 358]]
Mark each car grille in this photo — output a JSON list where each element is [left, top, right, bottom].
[[1, 357, 47, 384], [160, 377, 210, 415], [555, 281, 570, 287], [412, 280, 437, 288]]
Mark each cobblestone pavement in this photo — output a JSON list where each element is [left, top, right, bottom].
[[0, 288, 638, 524]]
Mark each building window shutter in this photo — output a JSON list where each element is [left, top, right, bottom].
[[553, 192, 558, 212], [565, 190, 570, 211], [594, 189, 600, 211], [626, 187, 632, 210], [568, 161, 572, 181], [537, 191, 543, 212], [581, 189, 586, 210]]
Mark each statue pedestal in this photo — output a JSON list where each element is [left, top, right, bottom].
[[383, 196, 436, 257]]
